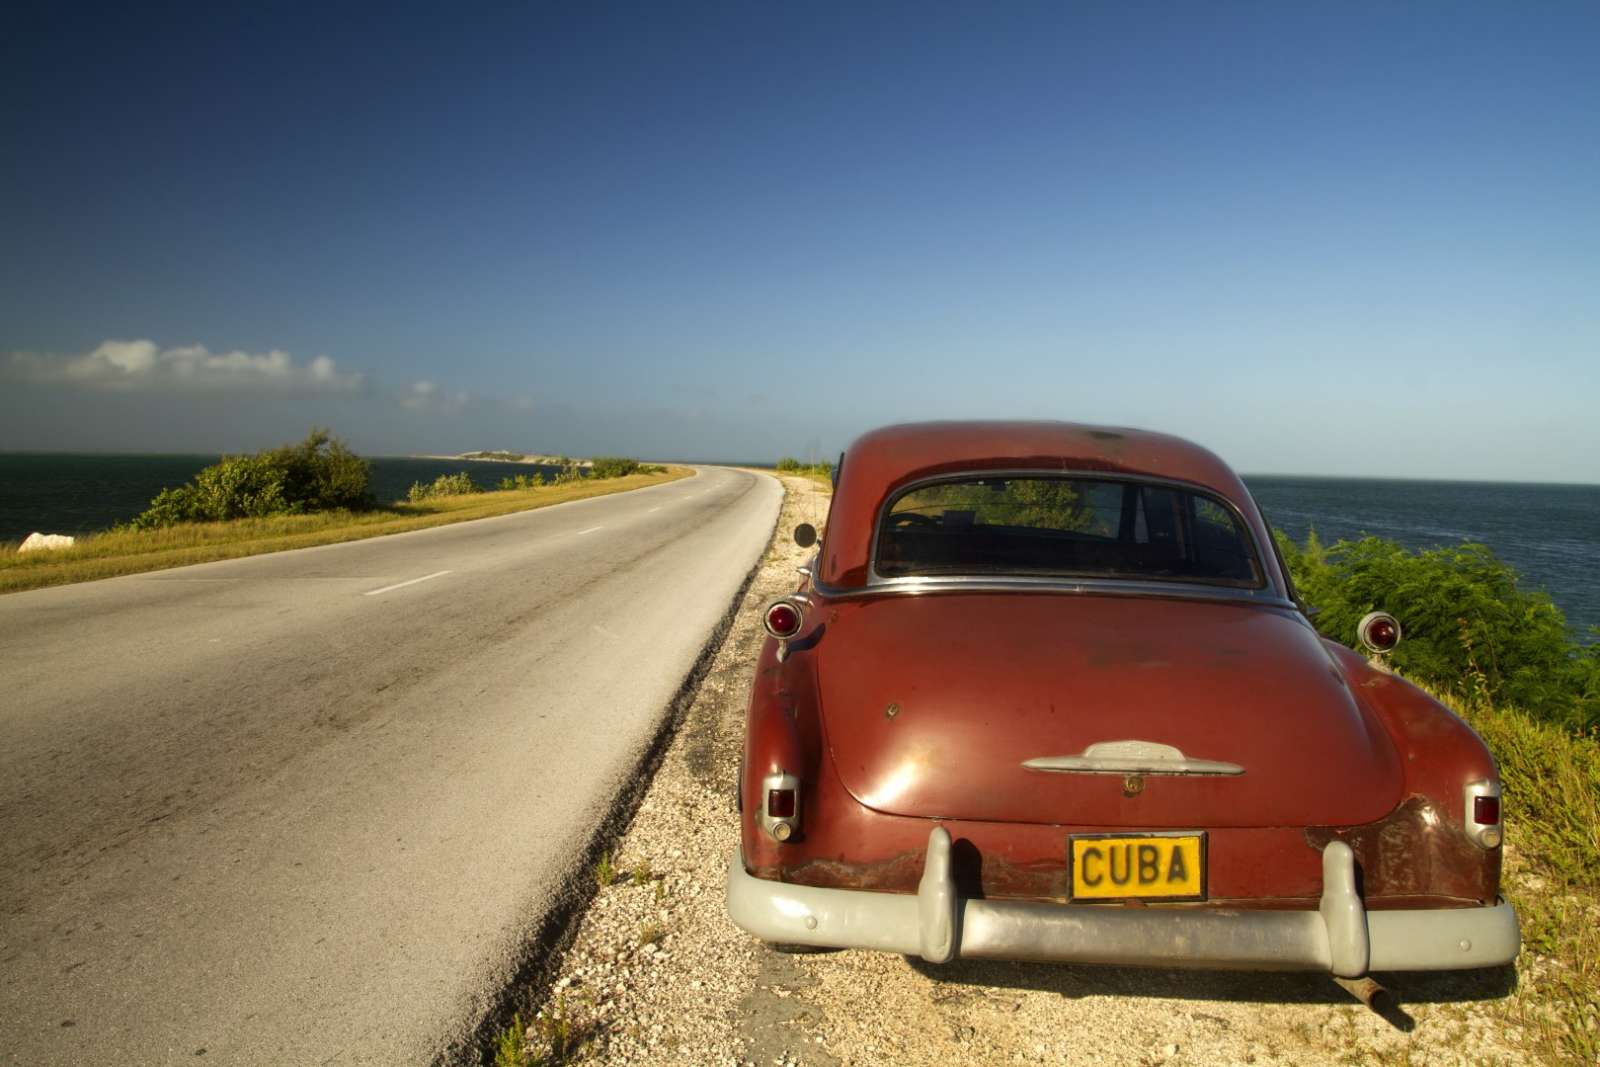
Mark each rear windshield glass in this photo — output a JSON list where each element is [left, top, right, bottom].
[[875, 476, 1263, 587]]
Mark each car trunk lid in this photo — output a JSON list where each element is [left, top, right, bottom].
[[814, 593, 1403, 828]]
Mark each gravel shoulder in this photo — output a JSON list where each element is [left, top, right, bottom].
[[507, 475, 1537, 1067]]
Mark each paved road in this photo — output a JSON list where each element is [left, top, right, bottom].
[[0, 467, 780, 1066]]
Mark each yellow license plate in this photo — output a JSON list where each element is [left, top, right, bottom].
[[1069, 833, 1206, 901]]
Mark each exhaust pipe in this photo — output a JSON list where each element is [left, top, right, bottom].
[[1333, 975, 1394, 1014]]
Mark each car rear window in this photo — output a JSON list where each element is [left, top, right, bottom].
[[875, 476, 1263, 587]]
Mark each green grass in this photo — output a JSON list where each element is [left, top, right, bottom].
[[494, 1013, 532, 1067], [0, 468, 689, 596], [493, 998, 592, 1067], [1443, 688, 1599, 1063]]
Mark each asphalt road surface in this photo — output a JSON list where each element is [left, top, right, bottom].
[[0, 467, 780, 1066]]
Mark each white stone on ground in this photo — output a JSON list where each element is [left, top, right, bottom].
[[19, 532, 76, 553]]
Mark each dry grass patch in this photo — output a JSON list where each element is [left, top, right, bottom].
[[0, 467, 689, 595], [1451, 692, 1600, 1064]]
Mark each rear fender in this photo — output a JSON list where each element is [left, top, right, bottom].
[[1325, 641, 1502, 902], [740, 632, 824, 868]]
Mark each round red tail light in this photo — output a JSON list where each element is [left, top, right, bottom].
[[1368, 618, 1397, 649], [763, 600, 803, 639], [1357, 611, 1402, 654]]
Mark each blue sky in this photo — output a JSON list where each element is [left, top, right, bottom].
[[2, 2, 1597, 479]]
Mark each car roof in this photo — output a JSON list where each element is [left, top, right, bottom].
[[817, 420, 1281, 591]]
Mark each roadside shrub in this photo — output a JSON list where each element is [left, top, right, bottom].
[[776, 456, 833, 478], [497, 473, 546, 491], [589, 457, 640, 479], [553, 459, 588, 485], [1276, 530, 1599, 731], [408, 472, 479, 502], [133, 485, 205, 528], [268, 428, 372, 512], [130, 428, 372, 529]]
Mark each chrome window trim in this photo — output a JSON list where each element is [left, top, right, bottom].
[[811, 572, 1298, 608], [865, 468, 1277, 596]]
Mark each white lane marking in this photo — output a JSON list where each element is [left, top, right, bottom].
[[576, 525, 605, 535], [363, 570, 453, 597]]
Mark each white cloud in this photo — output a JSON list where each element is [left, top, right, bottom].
[[402, 380, 438, 405], [3, 339, 363, 392], [400, 378, 470, 414]]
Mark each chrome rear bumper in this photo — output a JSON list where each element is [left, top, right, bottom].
[[725, 828, 1519, 975]]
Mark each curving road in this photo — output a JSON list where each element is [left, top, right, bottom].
[[0, 466, 780, 1066]]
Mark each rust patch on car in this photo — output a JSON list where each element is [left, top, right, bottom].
[[1304, 795, 1498, 905]]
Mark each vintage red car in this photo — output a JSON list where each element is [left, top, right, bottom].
[[727, 420, 1518, 983]]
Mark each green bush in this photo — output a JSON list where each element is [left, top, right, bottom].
[[496, 472, 546, 491], [553, 459, 587, 485], [269, 429, 372, 512], [776, 456, 833, 478], [133, 485, 204, 528], [130, 428, 372, 529], [408, 472, 479, 502], [589, 457, 640, 479], [1276, 530, 1599, 732]]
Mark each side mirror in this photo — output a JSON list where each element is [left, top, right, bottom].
[[793, 523, 817, 548]]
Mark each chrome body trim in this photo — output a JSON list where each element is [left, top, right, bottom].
[[1463, 778, 1503, 849], [1025, 740, 1244, 777], [725, 830, 1520, 974], [759, 771, 800, 842], [864, 468, 1280, 596], [809, 572, 1299, 609]]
